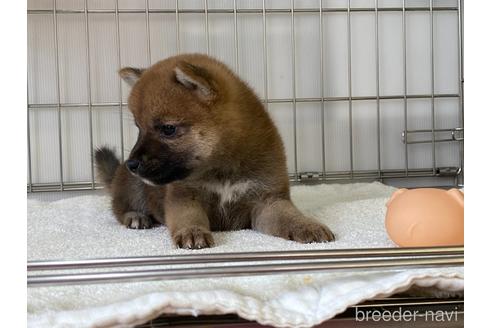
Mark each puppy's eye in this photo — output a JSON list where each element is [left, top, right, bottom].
[[157, 124, 177, 137]]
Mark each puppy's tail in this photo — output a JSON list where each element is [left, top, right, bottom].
[[94, 147, 120, 188]]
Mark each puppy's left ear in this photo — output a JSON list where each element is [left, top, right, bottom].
[[119, 67, 145, 87], [174, 62, 217, 102]]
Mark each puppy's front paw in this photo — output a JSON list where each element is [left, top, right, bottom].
[[285, 218, 335, 243], [122, 211, 154, 229], [173, 226, 214, 249]]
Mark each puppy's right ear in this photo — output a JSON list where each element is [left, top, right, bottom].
[[119, 67, 145, 87], [174, 61, 217, 102]]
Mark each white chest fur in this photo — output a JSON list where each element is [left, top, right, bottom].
[[204, 180, 254, 206]]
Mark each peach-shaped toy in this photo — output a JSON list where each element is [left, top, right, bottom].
[[385, 188, 464, 247]]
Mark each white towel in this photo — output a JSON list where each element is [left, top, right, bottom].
[[27, 182, 463, 328]]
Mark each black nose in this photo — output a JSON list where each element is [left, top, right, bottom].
[[126, 159, 141, 173]]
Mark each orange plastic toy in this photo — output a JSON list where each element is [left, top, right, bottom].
[[385, 188, 464, 247]]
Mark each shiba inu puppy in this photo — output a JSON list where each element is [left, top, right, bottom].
[[95, 54, 334, 249]]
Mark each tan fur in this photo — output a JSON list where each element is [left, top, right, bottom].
[[98, 54, 334, 249]]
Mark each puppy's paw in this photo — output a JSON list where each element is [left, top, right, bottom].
[[284, 218, 335, 243], [173, 226, 214, 249], [122, 211, 154, 229]]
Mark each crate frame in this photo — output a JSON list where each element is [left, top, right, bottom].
[[27, 0, 465, 192]]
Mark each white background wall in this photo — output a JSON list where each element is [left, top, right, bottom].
[[27, 0, 462, 185]]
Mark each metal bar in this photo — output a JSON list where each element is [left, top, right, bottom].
[[29, 182, 105, 192], [347, 0, 354, 178], [262, 0, 268, 110], [402, 126, 464, 144], [430, 0, 436, 175], [27, 80, 32, 193], [27, 7, 460, 15], [145, 0, 151, 65], [52, 0, 64, 191], [175, 0, 180, 53], [84, 0, 95, 190], [375, 0, 382, 180], [233, 0, 239, 72], [26, 166, 461, 192], [403, 0, 409, 176], [115, 0, 124, 162], [27, 256, 463, 287], [204, 0, 210, 55], [30, 102, 119, 108], [405, 128, 463, 133], [405, 128, 465, 133], [293, 166, 461, 177], [457, 0, 464, 187], [319, 0, 326, 178], [402, 127, 464, 145], [301, 168, 460, 180], [28, 246, 463, 271], [27, 94, 460, 109], [291, 0, 298, 181], [405, 139, 455, 145]]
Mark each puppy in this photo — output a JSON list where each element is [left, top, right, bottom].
[[95, 54, 334, 249]]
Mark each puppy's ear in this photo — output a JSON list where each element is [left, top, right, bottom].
[[174, 62, 216, 102], [119, 67, 145, 86]]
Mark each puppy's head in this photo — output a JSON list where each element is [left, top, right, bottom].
[[120, 58, 223, 186]]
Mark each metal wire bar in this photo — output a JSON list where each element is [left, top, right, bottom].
[[233, 0, 239, 72], [145, 0, 151, 65], [175, 0, 180, 53], [27, 166, 461, 193], [26, 93, 461, 109], [458, 0, 464, 187], [430, 0, 436, 174], [84, 0, 95, 189], [27, 255, 463, 287], [404, 130, 463, 144], [319, 0, 326, 178], [291, 0, 298, 181], [262, 0, 268, 110], [27, 7, 459, 15], [204, 0, 210, 55], [28, 246, 463, 271], [52, 0, 64, 191], [347, 0, 354, 178], [404, 139, 459, 145], [403, 0, 409, 176], [115, 0, 124, 162], [290, 167, 461, 182], [27, 82, 32, 193], [375, 0, 382, 180]]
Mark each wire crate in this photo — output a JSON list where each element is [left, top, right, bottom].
[[27, 0, 464, 192], [27, 0, 464, 326]]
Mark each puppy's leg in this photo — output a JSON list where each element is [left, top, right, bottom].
[[111, 167, 155, 229], [112, 195, 154, 229], [121, 211, 154, 229], [252, 199, 335, 243], [165, 189, 213, 249], [167, 201, 214, 249]]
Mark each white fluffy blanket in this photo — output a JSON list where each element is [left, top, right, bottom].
[[27, 182, 463, 328]]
